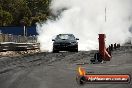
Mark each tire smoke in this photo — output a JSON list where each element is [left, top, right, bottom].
[[37, 0, 132, 52]]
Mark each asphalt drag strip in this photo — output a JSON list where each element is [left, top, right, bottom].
[[0, 46, 132, 88]]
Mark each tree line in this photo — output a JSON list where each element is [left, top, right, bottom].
[[0, 0, 51, 26]]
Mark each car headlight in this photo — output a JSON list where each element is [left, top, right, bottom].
[[70, 42, 77, 45]]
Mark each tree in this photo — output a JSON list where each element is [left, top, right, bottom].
[[31, 16, 40, 26], [0, 0, 51, 26], [27, 0, 50, 15], [2, 11, 13, 26], [23, 17, 32, 26], [0, 5, 2, 26], [0, 5, 13, 26], [12, 0, 32, 26]]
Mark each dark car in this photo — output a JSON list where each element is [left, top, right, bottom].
[[52, 34, 79, 52]]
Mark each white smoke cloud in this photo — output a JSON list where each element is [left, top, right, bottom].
[[37, 0, 132, 52]]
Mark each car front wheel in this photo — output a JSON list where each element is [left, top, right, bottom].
[[53, 48, 59, 53], [71, 47, 78, 52]]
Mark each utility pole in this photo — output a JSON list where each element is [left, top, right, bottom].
[[105, 7, 107, 22], [24, 25, 26, 37]]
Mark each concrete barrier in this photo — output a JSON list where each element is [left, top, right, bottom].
[[0, 42, 40, 52]]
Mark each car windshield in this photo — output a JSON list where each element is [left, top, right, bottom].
[[56, 34, 75, 40]]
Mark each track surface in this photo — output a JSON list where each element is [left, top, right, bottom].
[[0, 46, 132, 88]]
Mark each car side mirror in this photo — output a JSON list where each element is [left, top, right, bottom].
[[52, 39, 55, 41], [76, 38, 79, 40]]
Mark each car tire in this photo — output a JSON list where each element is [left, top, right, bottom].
[[74, 48, 78, 52], [72, 47, 78, 52], [75, 46, 78, 52], [53, 48, 59, 53], [53, 50, 59, 53]]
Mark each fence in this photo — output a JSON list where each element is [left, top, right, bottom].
[[0, 33, 37, 43]]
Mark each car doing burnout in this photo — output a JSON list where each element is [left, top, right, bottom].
[[52, 34, 79, 52]]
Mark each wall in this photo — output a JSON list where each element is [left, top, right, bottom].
[[0, 26, 37, 36]]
